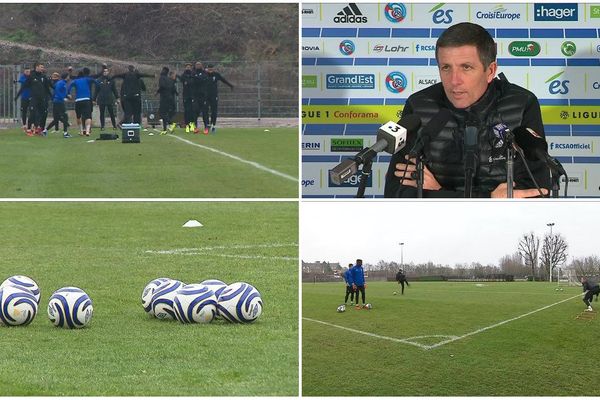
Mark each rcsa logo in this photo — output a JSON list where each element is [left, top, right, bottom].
[[561, 41, 576, 57], [385, 71, 408, 93], [384, 3, 407, 23], [415, 44, 436, 52], [534, 3, 578, 21], [334, 3, 368, 23], [339, 40, 356, 56], [545, 71, 569, 95], [509, 41, 541, 57], [429, 3, 453, 24]]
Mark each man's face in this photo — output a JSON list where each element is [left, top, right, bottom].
[[24, 69, 30, 76], [195, 62, 203, 70], [206, 67, 214, 74], [36, 64, 44, 73], [103, 69, 109, 76], [185, 65, 192, 72], [437, 45, 497, 109]]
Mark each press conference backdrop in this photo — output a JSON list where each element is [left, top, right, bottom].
[[301, 3, 600, 198]]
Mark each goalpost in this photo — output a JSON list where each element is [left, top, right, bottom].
[[555, 268, 580, 290]]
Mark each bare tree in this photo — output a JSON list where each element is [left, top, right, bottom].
[[499, 252, 528, 277], [518, 232, 540, 279], [570, 256, 600, 278], [540, 233, 568, 281]]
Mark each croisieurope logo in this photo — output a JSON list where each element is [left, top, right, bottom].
[[384, 3, 407, 23], [385, 72, 408, 93], [476, 4, 521, 20], [339, 40, 355, 56]]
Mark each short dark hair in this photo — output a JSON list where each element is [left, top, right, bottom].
[[60, 72, 69, 80], [435, 22, 496, 69], [356, 259, 363, 264], [82, 67, 90, 76]]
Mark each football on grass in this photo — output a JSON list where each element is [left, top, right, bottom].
[[47, 287, 93, 329], [0, 285, 38, 326], [173, 284, 218, 324], [1, 275, 41, 304], [217, 282, 263, 323]]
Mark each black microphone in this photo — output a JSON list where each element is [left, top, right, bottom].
[[408, 108, 453, 157], [513, 127, 567, 176], [329, 115, 421, 185]]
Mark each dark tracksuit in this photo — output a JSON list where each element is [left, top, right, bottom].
[[17, 73, 31, 126], [352, 264, 366, 305], [396, 271, 409, 294], [67, 76, 95, 121], [15, 70, 53, 129], [94, 76, 119, 129], [46, 79, 69, 132], [582, 280, 600, 307], [192, 68, 209, 128], [157, 74, 177, 130], [205, 71, 233, 126], [343, 269, 355, 304], [113, 71, 152, 124], [177, 71, 195, 126]]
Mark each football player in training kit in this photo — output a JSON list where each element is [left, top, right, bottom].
[[343, 264, 355, 306], [67, 67, 96, 136], [205, 64, 234, 133], [395, 268, 410, 295], [15, 62, 53, 136], [581, 277, 600, 312], [16, 67, 32, 131], [46, 72, 71, 138], [351, 259, 367, 309]]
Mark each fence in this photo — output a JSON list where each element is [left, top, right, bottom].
[[0, 60, 298, 125]]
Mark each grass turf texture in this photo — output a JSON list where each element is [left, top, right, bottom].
[[303, 281, 598, 396], [0, 127, 298, 197], [0, 202, 298, 395]]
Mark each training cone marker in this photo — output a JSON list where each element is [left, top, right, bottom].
[[182, 220, 203, 228]]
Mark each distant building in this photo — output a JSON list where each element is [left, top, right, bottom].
[[301, 261, 341, 274]]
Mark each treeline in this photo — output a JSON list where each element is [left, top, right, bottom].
[[0, 3, 297, 62]]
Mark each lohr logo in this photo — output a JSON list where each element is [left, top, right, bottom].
[[372, 44, 409, 53], [545, 71, 569, 95], [384, 3, 407, 23], [385, 72, 408, 93], [561, 41, 576, 57], [339, 40, 356, 56], [429, 3, 453, 24], [334, 3, 368, 23], [509, 41, 541, 57], [534, 3, 578, 21]]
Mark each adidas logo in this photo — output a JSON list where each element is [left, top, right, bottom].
[[334, 3, 368, 23]]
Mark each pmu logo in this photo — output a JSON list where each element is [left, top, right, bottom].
[[385, 72, 407, 93], [384, 3, 407, 23], [508, 41, 541, 56], [546, 71, 569, 95], [339, 40, 356, 56], [334, 3, 368, 23], [429, 3, 453, 24], [534, 3, 578, 21], [561, 41, 576, 57]]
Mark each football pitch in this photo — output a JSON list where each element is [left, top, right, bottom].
[[302, 281, 598, 396], [0, 201, 298, 396], [0, 127, 298, 198]]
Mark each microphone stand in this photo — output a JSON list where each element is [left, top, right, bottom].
[[550, 170, 560, 198], [505, 132, 515, 198], [356, 158, 373, 198]]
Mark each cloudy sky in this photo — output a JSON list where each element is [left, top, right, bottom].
[[301, 201, 600, 267]]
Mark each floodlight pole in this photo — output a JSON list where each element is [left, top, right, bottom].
[[547, 222, 555, 282], [399, 242, 405, 268]]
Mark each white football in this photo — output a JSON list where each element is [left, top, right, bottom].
[[337, 304, 346, 313], [173, 284, 217, 323], [47, 287, 93, 329], [393, 291, 397, 295], [199, 279, 227, 298], [365, 303, 373, 309], [150, 280, 185, 320], [217, 282, 263, 323], [142, 277, 171, 314], [0, 285, 38, 326], [1, 275, 40, 304]]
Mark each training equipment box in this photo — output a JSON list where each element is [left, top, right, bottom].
[[122, 123, 141, 143]]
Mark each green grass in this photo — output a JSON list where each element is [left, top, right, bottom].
[[303, 281, 598, 396], [0, 202, 298, 395], [0, 127, 298, 197]]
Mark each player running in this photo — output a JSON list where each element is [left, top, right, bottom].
[[395, 268, 410, 295], [581, 277, 600, 312], [67, 67, 96, 136]]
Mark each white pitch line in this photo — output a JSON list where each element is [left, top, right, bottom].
[[304, 293, 583, 351], [302, 317, 430, 350], [425, 293, 583, 350], [170, 135, 297, 182], [145, 243, 296, 254]]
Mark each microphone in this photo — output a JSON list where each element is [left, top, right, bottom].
[[513, 127, 567, 176], [408, 108, 453, 157], [463, 124, 478, 198], [329, 115, 421, 185]]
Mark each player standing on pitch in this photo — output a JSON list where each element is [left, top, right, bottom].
[[343, 264, 355, 306], [94, 67, 120, 131], [15, 62, 53, 136], [581, 277, 600, 311], [46, 72, 71, 138], [157, 67, 178, 135], [113, 65, 153, 125], [204, 64, 234, 133], [192, 61, 209, 134], [16, 66, 32, 132], [351, 259, 367, 309], [177, 63, 196, 133], [67, 67, 96, 136], [395, 268, 410, 295]]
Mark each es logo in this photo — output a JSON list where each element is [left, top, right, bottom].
[[429, 3, 453, 24], [545, 71, 569, 95]]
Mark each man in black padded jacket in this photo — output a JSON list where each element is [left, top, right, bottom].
[[384, 22, 550, 198]]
